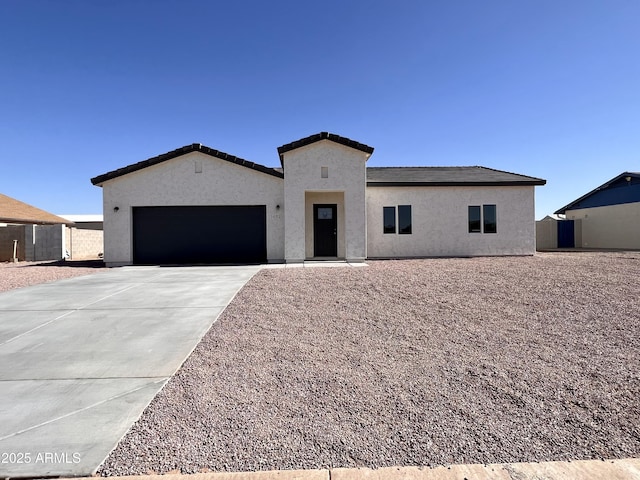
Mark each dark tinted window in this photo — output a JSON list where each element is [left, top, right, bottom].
[[483, 204, 497, 233], [468, 206, 481, 232], [383, 206, 396, 234], [398, 205, 412, 234]]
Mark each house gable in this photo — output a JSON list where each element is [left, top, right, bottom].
[[91, 143, 283, 186], [554, 172, 640, 214], [277, 132, 374, 166]]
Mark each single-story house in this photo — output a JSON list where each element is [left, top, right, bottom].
[[553, 171, 640, 249], [91, 132, 546, 266], [0, 193, 74, 262]]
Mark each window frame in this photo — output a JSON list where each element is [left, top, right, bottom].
[[383, 206, 396, 234], [483, 204, 497, 234], [398, 205, 412, 235], [383, 205, 413, 235], [468, 205, 481, 233], [469, 204, 497, 234]]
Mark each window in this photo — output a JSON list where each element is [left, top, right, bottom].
[[483, 204, 497, 233], [468, 206, 481, 233], [321, 166, 329, 178], [398, 205, 412, 234], [317, 207, 333, 220], [469, 204, 497, 233], [383, 206, 396, 234], [384, 205, 412, 234]]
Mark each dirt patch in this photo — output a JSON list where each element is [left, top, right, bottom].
[[0, 259, 105, 292], [99, 253, 640, 474]]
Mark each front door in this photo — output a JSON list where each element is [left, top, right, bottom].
[[313, 204, 337, 257]]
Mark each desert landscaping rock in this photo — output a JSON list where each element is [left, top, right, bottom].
[[99, 252, 640, 475], [0, 259, 104, 292]]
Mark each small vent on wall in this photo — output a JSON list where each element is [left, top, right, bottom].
[[321, 166, 328, 178], [195, 160, 203, 173]]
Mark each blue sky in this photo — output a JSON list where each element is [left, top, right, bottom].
[[1, 1, 638, 219]]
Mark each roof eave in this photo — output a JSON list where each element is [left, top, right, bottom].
[[553, 171, 639, 214], [0, 217, 75, 226], [367, 181, 546, 187]]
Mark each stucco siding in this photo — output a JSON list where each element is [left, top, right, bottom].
[[367, 185, 536, 257], [101, 152, 284, 265], [283, 141, 368, 262], [567, 202, 640, 249]]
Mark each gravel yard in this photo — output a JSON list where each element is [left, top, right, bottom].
[[100, 252, 640, 475], [0, 260, 105, 292]]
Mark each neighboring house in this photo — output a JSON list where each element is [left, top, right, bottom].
[[58, 215, 104, 260], [91, 132, 546, 266], [0, 193, 73, 262], [553, 172, 640, 250]]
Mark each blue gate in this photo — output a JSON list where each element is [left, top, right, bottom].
[[558, 220, 575, 248]]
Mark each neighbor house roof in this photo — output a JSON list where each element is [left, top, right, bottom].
[[554, 172, 640, 214], [366, 166, 546, 186], [0, 194, 74, 225], [91, 144, 284, 185], [277, 132, 374, 165]]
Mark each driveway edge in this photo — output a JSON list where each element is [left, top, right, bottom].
[[44, 458, 640, 480]]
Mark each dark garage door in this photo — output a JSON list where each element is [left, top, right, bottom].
[[132, 206, 267, 264]]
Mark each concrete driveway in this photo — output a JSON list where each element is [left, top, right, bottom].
[[0, 265, 260, 478]]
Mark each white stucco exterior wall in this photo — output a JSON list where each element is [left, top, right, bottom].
[[366, 185, 537, 257], [282, 141, 368, 262], [566, 202, 640, 249], [99, 152, 284, 265]]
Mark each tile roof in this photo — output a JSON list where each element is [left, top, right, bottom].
[[91, 144, 284, 185], [277, 132, 374, 165], [90, 140, 545, 189], [366, 166, 546, 186], [0, 194, 74, 225]]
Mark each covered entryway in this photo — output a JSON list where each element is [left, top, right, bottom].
[[132, 205, 266, 264], [304, 192, 345, 260]]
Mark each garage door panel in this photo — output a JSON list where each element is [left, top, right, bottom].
[[133, 206, 266, 264]]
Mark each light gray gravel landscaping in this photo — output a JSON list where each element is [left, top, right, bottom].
[[0, 260, 104, 292], [99, 252, 640, 475]]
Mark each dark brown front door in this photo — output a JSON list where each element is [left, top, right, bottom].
[[313, 204, 337, 257]]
